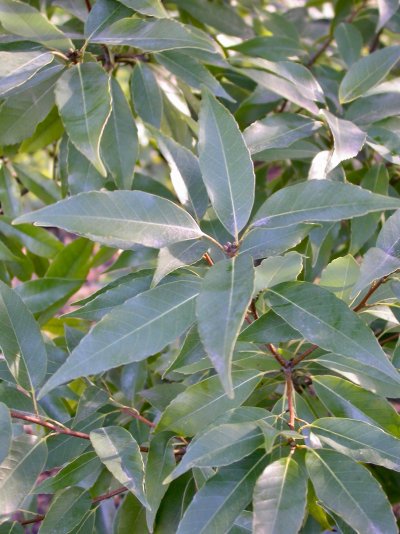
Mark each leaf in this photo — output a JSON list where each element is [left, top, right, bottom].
[[0, 50, 53, 97], [352, 210, 400, 296], [156, 132, 208, 220], [15, 278, 82, 315], [320, 110, 366, 172], [131, 63, 163, 128], [334, 23, 362, 67], [306, 449, 397, 534], [38, 278, 201, 398], [244, 113, 321, 155], [118, 0, 167, 17], [165, 422, 265, 483], [253, 456, 307, 534], [55, 63, 111, 176], [339, 46, 400, 103], [101, 78, 138, 189], [319, 255, 360, 304], [308, 418, 400, 471], [85, 0, 132, 40], [239, 224, 314, 260], [197, 255, 254, 396], [145, 432, 176, 531], [377, 0, 400, 30], [254, 252, 303, 295], [266, 282, 400, 383], [153, 240, 208, 287], [14, 163, 61, 204], [0, 0, 73, 51], [65, 140, 104, 195], [20, 106, 64, 154], [0, 280, 47, 391], [0, 435, 47, 517], [91, 17, 217, 52], [0, 403, 11, 464], [252, 180, 400, 229], [198, 89, 255, 239], [90, 426, 148, 508], [312, 375, 400, 438], [238, 311, 300, 344], [231, 36, 304, 61], [156, 369, 262, 436], [176, 451, 268, 534], [0, 71, 60, 145], [14, 190, 204, 249], [114, 493, 149, 534], [38, 487, 92, 534]]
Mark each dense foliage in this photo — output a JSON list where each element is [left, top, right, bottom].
[[1, 0, 400, 532]]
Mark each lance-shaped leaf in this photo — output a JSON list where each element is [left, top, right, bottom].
[[176, 451, 268, 534], [13, 191, 204, 249], [38, 278, 201, 398], [0, 435, 47, 516], [166, 422, 265, 483], [156, 370, 262, 436], [320, 110, 366, 173], [198, 90, 255, 240], [339, 45, 400, 103], [239, 311, 300, 344], [334, 23, 362, 67], [101, 78, 138, 190], [0, 51, 53, 97], [118, 0, 167, 18], [308, 418, 400, 471], [352, 209, 400, 296], [55, 63, 111, 176], [244, 113, 321, 155], [131, 63, 163, 128], [306, 449, 397, 534], [39, 487, 92, 534], [0, 403, 11, 465], [0, 280, 47, 391], [266, 282, 400, 383], [319, 255, 360, 304], [91, 17, 217, 52], [254, 252, 303, 295], [197, 255, 254, 396], [85, 0, 132, 40], [156, 132, 208, 220], [253, 456, 307, 534], [0, 0, 73, 51], [378, 0, 400, 29], [90, 426, 148, 508], [252, 180, 400, 229]]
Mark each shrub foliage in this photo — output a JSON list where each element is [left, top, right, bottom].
[[0, 0, 400, 532]]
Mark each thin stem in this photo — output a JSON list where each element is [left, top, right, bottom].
[[291, 344, 318, 367], [119, 407, 155, 428], [20, 515, 45, 526], [203, 233, 226, 253], [353, 276, 388, 312], [84, 0, 91, 11], [284, 369, 295, 431], [10, 410, 91, 440], [267, 343, 287, 367], [203, 252, 214, 266], [93, 486, 127, 503]]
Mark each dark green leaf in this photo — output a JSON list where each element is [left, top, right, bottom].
[[0, 403, 11, 464], [39, 487, 92, 534]]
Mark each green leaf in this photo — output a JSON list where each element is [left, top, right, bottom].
[[0, 219, 61, 259], [55, 63, 111, 176], [166, 422, 265, 483], [101, 78, 138, 189], [131, 63, 163, 128], [38, 278, 201, 398], [320, 110, 366, 172], [239, 311, 300, 344], [239, 224, 314, 260], [306, 449, 397, 534], [0, 435, 47, 517], [254, 252, 303, 295], [308, 417, 400, 471], [339, 46, 400, 103], [156, 132, 208, 220], [377, 0, 400, 29], [252, 180, 400, 229], [197, 255, 254, 396], [244, 113, 321, 155], [153, 240, 208, 287], [0, 50, 53, 97], [253, 456, 307, 534], [176, 451, 268, 534], [19, 106, 64, 154], [0, 0, 73, 51], [198, 90, 254, 239], [114, 493, 149, 534], [85, 0, 132, 40], [0, 280, 47, 391], [14, 163, 61, 204], [14, 190, 204, 249], [91, 17, 217, 52], [312, 375, 400, 438], [118, 0, 167, 18], [145, 432, 176, 531], [90, 426, 148, 508], [334, 23, 362, 67], [231, 36, 304, 61], [15, 278, 82, 315], [319, 255, 360, 304], [156, 370, 262, 436], [65, 140, 104, 195], [38, 487, 92, 534], [0, 403, 11, 464], [266, 281, 400, 383]]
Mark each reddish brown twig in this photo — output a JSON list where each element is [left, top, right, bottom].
[[353, 276, 388, 312], [203, 252, 214, 266], [284, 369, 295, 431], [10, 410, 91, 440], [120, 407, 155, 427]]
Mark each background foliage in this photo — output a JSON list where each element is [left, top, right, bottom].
[[1, 0, 400, 532]]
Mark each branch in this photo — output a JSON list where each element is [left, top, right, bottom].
[[10, 410, 91, 440], [119, 407, 155, 428], [291, 344, 319, 367], [353, 276, 388, 312], [284, 368, 295, 431]]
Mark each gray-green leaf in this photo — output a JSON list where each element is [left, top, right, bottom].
[[38, 487, 92, 534], [0, 403, 11, 465]]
